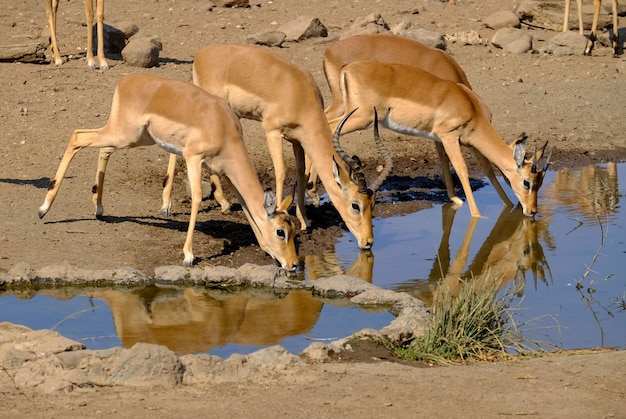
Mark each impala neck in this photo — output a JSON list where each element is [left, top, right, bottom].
[[468, 124, 518, 180]]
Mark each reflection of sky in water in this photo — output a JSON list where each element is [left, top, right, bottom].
[[1, 164, 624, 354], [335, 163, 625, 350]]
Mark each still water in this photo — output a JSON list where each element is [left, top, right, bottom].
[[1, 163, 624, 355]]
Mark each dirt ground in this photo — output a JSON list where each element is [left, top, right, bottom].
[[1, 0, 625, 417]]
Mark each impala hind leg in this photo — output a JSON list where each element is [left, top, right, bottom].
[[434, 141, 463, 207], [161, 153, 178, 216], [92, 146, 116, 217], [162, 155, 231, 216], [182, 155, 204, 266], [84, 0, 109, 70], [45, 0, 63, 65], [292, 141, 309, 229], [38, 129, 103, 219]]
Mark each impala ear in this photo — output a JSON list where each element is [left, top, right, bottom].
[[263, 190, 277, 216], [512, 133, 527, 169]]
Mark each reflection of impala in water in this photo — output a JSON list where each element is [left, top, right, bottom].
[[299, 250, 375, 283], [91, 288, 322, 354], [396, 205, 553, 307], [544, 163, 620, 219]]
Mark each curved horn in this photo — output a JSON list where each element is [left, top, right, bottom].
[[369, 107, 393, 192], [333, 108, 368, 193]]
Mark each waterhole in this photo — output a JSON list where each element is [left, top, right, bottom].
[[1, 163, 624, 355]]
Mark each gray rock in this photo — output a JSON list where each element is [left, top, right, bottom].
[[212, 0, 249, 7], [278, 16, 328, 42], [107, 343, 183, 386], [391, 22, 447, 50], [246, 31, 286, 47], [491, 28, 533, 53], [0, 41, 47, 63], [484, 10, 521, 29], [445, 30, 485, 46], [543, 31, 588, 55], [339, 13, 390, 39], [122, 38, 160, 67]]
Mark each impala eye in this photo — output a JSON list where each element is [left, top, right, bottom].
[[523, 179, 531, 190], [351, 202, 360, 212], [277, 229, 286, 239]]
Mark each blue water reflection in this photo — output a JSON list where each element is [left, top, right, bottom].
[[335, 162, 625, 350], [1, 163, 624, 354]]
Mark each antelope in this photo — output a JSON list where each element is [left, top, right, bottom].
[[163, 43, 392, 250], [563, 0, 621, 56], [38, 74, 298, 269], [45, 0, 109, 69], [328, 61, 552, 218], [307, 34, 515, 210]]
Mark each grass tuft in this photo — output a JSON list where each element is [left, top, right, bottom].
[[394, 271, 545, 364]]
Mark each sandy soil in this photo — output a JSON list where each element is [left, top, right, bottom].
[[1, 0, 625, 417]]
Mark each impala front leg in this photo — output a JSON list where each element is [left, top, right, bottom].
[[39, 129, 101, 219]]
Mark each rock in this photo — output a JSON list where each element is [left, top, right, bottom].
[[98, 23, 127, 54], [212, 0, 249, 7], [278, 16, 328, 41], [311, 274, 378, 298], [484, 10, 521, 29], [543, 31, 588, 55], [0, 41, 47, 63], [339, 13, 390, 39], [122, 38, 160, 67], [246, 31, 286, 47], [391, 21, 447, 50], [445, 30, 485, 46], [491, 28, 533, 53], [109, 20, 140, 39], [107, 343, 184, 386]]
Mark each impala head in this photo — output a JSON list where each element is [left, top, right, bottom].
[[254, 191, 299, 271], [332, 108, 393, 249], [509, 133, 552, 217]]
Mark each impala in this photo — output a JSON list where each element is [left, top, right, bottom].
[[45, 0, 109, 69], [38, 74, 298, 269], [163, 43, 392, 250], [306, 34, 516, 209], [327, 61, 552, 218], [563, 0, 620, 56]]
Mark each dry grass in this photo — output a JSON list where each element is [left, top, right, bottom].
[[394, 271, 546, 364]]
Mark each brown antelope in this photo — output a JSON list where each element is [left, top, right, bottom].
[[163, 43, 392, 250], [45, 0, 109, 69], [563, 0, 621, 56], [38, 74, 298, 269], [306, 34, 517, 210], [327, 61, 552, 218]]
